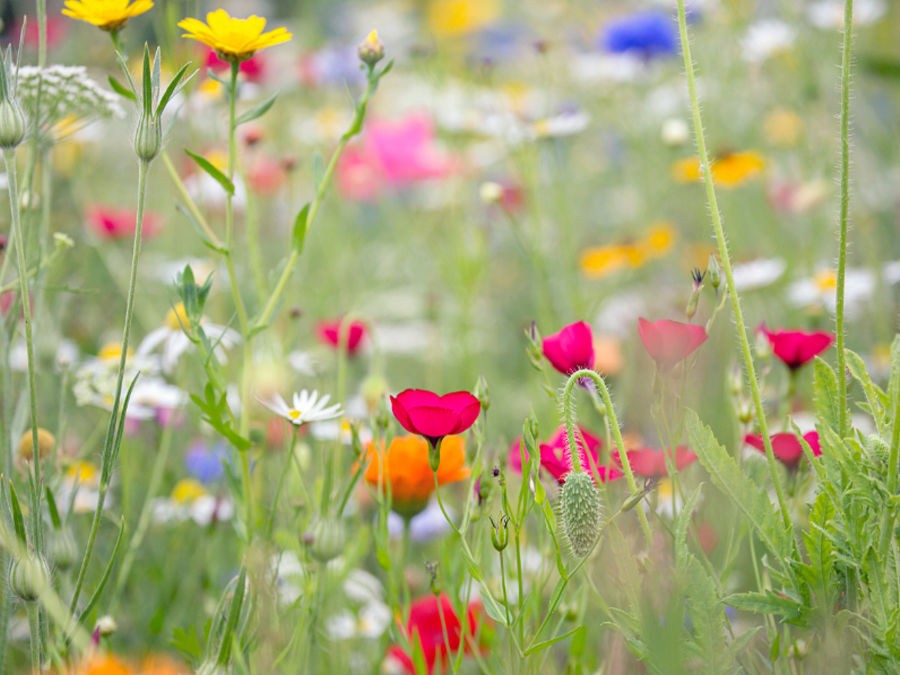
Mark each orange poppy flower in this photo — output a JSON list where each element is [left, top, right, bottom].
[[364, 435, 470, 518]]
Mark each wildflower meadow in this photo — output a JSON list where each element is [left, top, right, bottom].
[[1, 0, 899, 673]]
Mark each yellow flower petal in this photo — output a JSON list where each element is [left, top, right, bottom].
[[178, 9, 291, 61]]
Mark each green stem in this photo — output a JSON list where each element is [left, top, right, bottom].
[[255, 73, 380, 329], [109, 420, 176, 610], [560, 369, 653, 547], [161, 151, 222, 249], [4, 150, 43, 558], [69, 159, 150, 613], [675, 1, 792, 532], [835, 0, 854, 438]]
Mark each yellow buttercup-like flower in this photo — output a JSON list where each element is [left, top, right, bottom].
[[177, 9, 292, 62], [580, 221, 677, 279], [672, 151, 766, 188], [62, 0, 153, 32]]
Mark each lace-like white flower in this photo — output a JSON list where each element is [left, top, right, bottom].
[[260, 390, 342, 426]]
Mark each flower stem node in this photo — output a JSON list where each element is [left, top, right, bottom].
[[306, 516, 346, 563], [8, 555, 50, 602], [559, 470, 603, 558], [358, 30, 385, 67]]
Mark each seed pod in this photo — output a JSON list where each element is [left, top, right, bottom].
[[559, 471, 602, 558], [306, 516, 346, 563]]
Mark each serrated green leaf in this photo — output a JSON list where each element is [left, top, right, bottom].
[[686, 411, 794, 564], [235, 94, 277, 126], [800, 491, 836, 610], [185, 149, 234, 196], [683, 554, 729, 674], [727, 590, 804, 622], [814, 357, 842, 434]]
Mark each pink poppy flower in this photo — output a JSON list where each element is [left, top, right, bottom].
[[638, 318, 708, 371], [542, 321, 595, 375], [613, 446, 697, 478], [385, 595, 483, 674], [316, 319, 367, 356], [336, 113, 456, 201], [390, 389, 481, 447], [509, 425, 622, 485], [744, 431, 821, 469], [759, 326, 834, 370], [86, 206, 162, 240]]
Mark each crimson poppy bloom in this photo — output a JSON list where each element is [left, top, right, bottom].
[[613, 446, 697, 478], [638, 317, 708, 371], [390, 389, 481, 448], [542, 321, 595, 375], [385, 594, 483, 674], [759, 326, 834, 370], [744, 431, 821, 469], [316, 318, 368, 356], [508, 425, 622, 485]]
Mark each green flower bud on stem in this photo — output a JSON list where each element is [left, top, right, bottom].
[[358, 30, 385, 67], [559, 471, 603, 558], [306, 516, 346, 563], [8, 555, 50, 602], [134, 113, 161, 162], [0, 98, 26, 149], [490, 514, 510, 552]]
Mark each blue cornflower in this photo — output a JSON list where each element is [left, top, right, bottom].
[[599, 10, 679, 59], [184, 440, 230, 484]]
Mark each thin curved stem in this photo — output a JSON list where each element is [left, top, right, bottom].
[[675, 1, 792, 532], [560, 369, 653, 547]]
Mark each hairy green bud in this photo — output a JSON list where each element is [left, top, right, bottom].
[[559, 471, 602, 558], [306, 516, 346, 563], [134, 112, 161, 162], [0, 98, 26, 149]]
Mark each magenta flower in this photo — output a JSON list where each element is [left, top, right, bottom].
[[87, 206, 162, 240], [759, 326, 834, 370], [509, 425, 622, 485], [390, 389, 481, 448], [638, 318, 708, 371], [744, 431, 821, 469], [613, 446, 697, 478], [542, 321, 595, 375], [316, 318, 367, 356]]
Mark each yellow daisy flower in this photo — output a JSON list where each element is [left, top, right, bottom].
[[672, 150, 766, 188], [427, 0, 500, 37], [177, 9, 292, 63], [61, 0, 153, 32]]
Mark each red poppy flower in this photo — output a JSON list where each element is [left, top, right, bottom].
[[542, 321, 595, 375], [390, 389, 481, 448], [638, 317, 708, 371], [316, 318, 367, 355], [744, 431, 821, 469], [508, 425, 622, 485], [759, 326, 834, 370], [385, 594, 483, 674], [613, 446, 697, 478], [87, 206, 162, 240]]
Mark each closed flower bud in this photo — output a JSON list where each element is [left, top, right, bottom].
[[47, 527, 79, 571], [490, 515, 510, 552], [95, 615, 117, 636], [18, 428, 55, 462], [707, 255, 721, 290], [866, 434, 890, 465], [306, 516, 346, 563], [358, 30, 385, 66], [474, 375, 490, 413], [53, 232, 75, 250], [0, 98, 26, 149], [133, 113, 161, 162], [8, 555, 50, 602], [685, 289, 700, 320], [559, 471, 602, 558]]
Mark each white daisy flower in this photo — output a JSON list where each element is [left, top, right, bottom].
[[807, 0, 886, 28], [136, 303, 241, 374], [260, 390, 343, 426], [740, 20, 796, 63], [732, 258, 786, 291]]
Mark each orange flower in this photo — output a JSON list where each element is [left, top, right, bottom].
[[65, 653, 134, 675], [672, 151, 765, 188], [364, 435, 469, 518]]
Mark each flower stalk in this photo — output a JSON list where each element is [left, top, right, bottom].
[[675, 0, 792, 531]]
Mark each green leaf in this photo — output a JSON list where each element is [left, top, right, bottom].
[[45, 487, 62, 530], [170, 625, 205, 661], [889, 335, 900, 417], [8, 481, 27, 545], [107, 75, 136, 101], [217, 567, 247, 666], [479, 592, 509, 626], [156, 63, 195, 117], [151, 46, 161, 107], [175, 205, 226, 254], [845, 349, 888, 434], [291, 203, 310, 254], [185, 149, 234, 196], [78, 518, 127, 622], [141, 44, 152, 117], [685, 410, 794, 563], [813, 357, 842, 434], [524, 625, 583, 655], [726, 590, 804, 622], [800, 491, 836, 609], [235, 94, 278, 126]]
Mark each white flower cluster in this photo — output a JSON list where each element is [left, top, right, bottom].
[[16, 65, 124, 142]]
